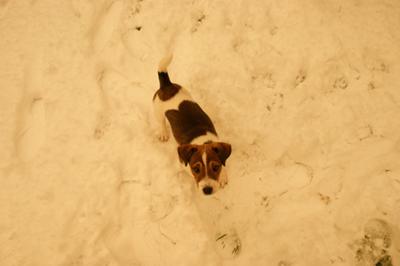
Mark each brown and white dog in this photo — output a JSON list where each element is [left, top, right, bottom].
[[152, 54, 232, 195]]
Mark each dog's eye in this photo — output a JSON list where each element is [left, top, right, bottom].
[[192, 166, 200, 174], [212, 147, 219, 153], [212, 164, 220, 172]]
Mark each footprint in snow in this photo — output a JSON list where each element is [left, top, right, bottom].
[[93, 112, 111, 139], [215, 229, 241, 259], [191, 11, 206, 33], [333, 76, 348, 90], [294, 69, 307, 87], [353, 218, 394, 266]]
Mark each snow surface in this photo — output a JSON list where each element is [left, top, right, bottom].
[[1, 0, 400, 265]]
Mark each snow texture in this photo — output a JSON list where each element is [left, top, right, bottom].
[[1, 0, 400, 265]]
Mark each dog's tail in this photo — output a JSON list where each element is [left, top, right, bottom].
[[158, 53, 173, 87]]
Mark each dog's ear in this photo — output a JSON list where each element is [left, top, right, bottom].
[[211, 142, 231, 166], [177, 144, 199, 166]]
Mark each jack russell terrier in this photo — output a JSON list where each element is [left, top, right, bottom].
[[152, 54, 232, 195]]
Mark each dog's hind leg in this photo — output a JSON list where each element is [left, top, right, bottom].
[[153, 100, 169, 142]]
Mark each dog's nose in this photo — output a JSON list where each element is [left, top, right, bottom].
[[202, 186, 213, 195]]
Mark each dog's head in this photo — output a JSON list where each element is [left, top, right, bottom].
[[178, 142, 232, 195]]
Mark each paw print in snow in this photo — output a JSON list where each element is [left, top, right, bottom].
[[94, 113, 111, 139], [215, 229, 241, 258], [295, 70, 307, 87], [333, 76, 348, 90], [191, 11, 206, 33], [352, 218, 394, 266]]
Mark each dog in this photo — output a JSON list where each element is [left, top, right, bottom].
[[152, 54, 232, 195]]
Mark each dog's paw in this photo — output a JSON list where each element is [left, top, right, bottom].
[[219, 172, 228, 188], [156, 131, 169, 142], [219, 178, 228, 188]]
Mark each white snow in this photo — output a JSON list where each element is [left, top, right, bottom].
[[1, 0, 400, 265], [92, 1, 124, 54], [15, 51, 46, 162]]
